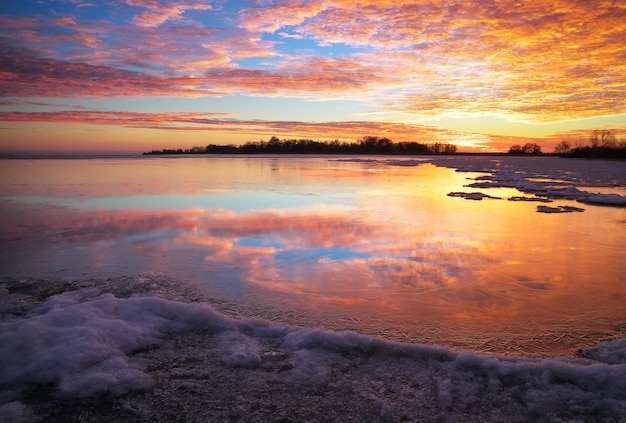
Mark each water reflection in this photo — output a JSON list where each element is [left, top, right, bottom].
[[1, 157, 624, 355]]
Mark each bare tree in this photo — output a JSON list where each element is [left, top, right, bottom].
[[523, 143, 542, 154], [553, 141, 571, 154], [590, 129, 616, 148]]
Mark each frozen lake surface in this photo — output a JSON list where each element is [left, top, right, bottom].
[[1, 155, 625, 421]]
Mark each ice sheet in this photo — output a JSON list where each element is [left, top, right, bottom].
[[425, 156, 626, 207]]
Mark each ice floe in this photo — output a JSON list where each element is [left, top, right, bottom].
[[410, 156, 626, 210], [508, 196, 552, 203], [578, 193, 626, 206], [463, 171, 626, 207], [537, 205, 586, 214], [447, 192, 502, 201]]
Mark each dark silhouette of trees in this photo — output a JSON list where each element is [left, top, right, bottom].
[[508, 143, 542, 155], [205, 144, 239, 154], [188, 146, 206, 154], [144, 136, 460, 156], [524, 143, 542, 154], [429, 142, 457, 154], [553, 141, 571, 154], [558, 130, 626, 159], [357, 136, 393, 153], [590, 129, 617, 149]]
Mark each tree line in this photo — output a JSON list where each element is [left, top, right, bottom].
[[553, 130, 626, 159], [507, 130, 625, 159], [507, 143, 543, 155], [144, 136, 458, 155]]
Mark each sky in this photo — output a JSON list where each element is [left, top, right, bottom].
[[0, 0, 625, 154]]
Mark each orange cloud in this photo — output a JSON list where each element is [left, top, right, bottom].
[[3, 1, 624, 123], [1, 0, 624, 152], [237, 0, 626, 122], [0, 108, 540, 150]]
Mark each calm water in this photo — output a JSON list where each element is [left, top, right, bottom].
[[1, 155, 624, 355]]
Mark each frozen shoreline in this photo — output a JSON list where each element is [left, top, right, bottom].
[[1, 276, 625, 422], [409, 156, 626, 207]]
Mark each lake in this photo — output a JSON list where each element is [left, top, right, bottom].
[[1, 155, 625, 355]]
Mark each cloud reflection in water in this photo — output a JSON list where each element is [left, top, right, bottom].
[[1, 157, 624, 355], [1, 202, 504, 313]]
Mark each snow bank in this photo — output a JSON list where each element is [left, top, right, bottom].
[[0, 285, 244, 400], [1, 279, 625, 422], [583, 337, 626, 365]]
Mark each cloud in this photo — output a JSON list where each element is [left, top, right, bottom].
[[0, 53, 221, 97], [239, 0, 326, 33], [54, 17, 78, 27], [1, 0, 624, 143], [124, 0, 212, 27], [0, 15, 40, 29], [0, 14, 276, 78], [0, 44, 389, 99], [236, 0, 626, 122], [278, 32, 305, 40], [0, 100, 86, 109], [203, 56, 391, 98], [0, 110, 232, 127], [0, 108, 528, 148]]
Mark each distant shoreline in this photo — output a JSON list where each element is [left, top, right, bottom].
[[141, 152, 566, 159], [2, 152, 623, 161], [0, 152, 557, 160]]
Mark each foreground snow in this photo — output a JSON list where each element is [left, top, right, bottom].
[[1, 277, 625, 422]]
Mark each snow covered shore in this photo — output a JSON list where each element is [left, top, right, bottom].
[[1, 276, 625, 422]]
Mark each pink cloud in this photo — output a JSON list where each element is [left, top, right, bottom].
[[0, 100, 82, 108], [239, 0, 326, 33], [124, 0, 212, 27], [0, 110, 231, 127], [54, 17, 78, 27], [0, 15, 279, 77], [203, 56, 389, 96], [1, 0, 624, 126], [0, 15, 41, 29], [0, 54, 223, 97]]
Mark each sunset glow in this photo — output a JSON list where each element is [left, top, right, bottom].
[[3, 156, 625, 355], [1, 1, 625, 153]]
